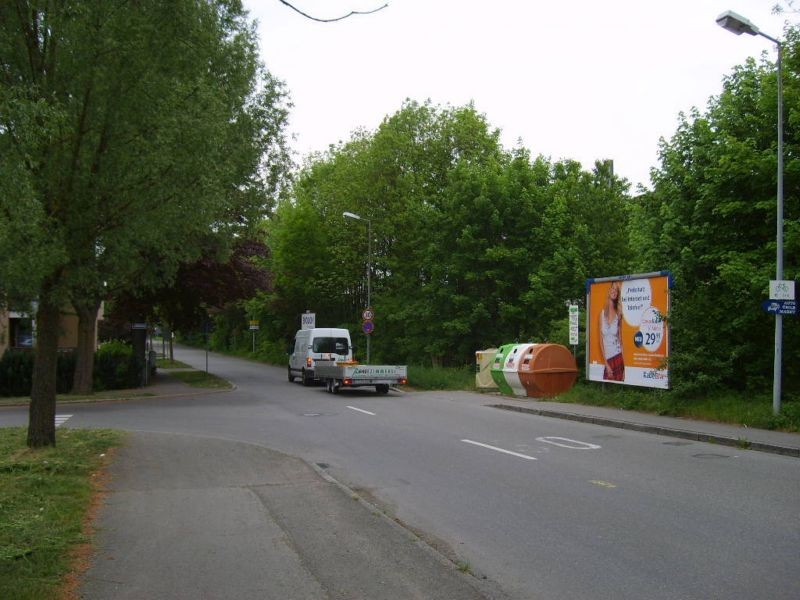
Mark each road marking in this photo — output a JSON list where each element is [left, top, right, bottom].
[[536, 436, 601, 450], [347, 406, 376, 416], [590, 480, 617, 489], [461, 439, 537, 461], [55, 414, 73, 427]]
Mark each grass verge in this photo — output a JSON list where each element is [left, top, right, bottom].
[[557, 383, 800, 432], [156, 358, 191, 369], [402, 365, 800, 432], [167, 370, 233, 389], [407, 365, 476, 391], [0, 390, 155, 408], [0, 427, 125, 600]]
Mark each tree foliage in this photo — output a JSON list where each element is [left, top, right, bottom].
[[256, 100, 631, 366], [0, 0, 290, 445], [630, 26, 799, 394]]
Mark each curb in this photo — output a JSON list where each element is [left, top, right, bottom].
[[490, 404, 800, 458]]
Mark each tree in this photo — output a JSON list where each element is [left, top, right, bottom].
[[0, 1, 290, 446], [110, 237, 271, 359], [262, 100, 632, 366], [631, 27, 799, 394]]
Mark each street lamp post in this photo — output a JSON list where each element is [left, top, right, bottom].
[[343, 211, 371, 364], [717, 10, 784, 415]]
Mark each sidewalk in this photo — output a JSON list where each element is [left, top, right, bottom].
[[489, 395, 800, 458], [80, 431, 497, 600]]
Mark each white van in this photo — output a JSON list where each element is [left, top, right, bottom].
[[288, 328, 353, 385]]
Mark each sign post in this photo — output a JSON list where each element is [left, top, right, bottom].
[[249, 320, 260, 353], [362, 308, 374, 364], [769, 280, 795, 414], [569, 304, 579, 349]]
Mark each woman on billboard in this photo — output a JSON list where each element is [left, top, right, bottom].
[[599, 281, 625, 381]]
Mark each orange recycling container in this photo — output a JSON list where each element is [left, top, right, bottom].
[[518, 344, 578, 398]]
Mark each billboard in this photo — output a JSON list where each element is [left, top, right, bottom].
[[586, 272, 671, 389]]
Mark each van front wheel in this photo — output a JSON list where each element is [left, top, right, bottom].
[[288, 367, 295, 383]]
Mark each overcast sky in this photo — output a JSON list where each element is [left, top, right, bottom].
[[243, 0, 789, 189]]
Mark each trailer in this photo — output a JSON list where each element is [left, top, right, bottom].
[[314, 361, 408, 394]]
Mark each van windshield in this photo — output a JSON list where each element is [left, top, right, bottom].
[[313, 337, 349, 354]]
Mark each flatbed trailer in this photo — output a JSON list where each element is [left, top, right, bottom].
[[314, 361, 408, 394]]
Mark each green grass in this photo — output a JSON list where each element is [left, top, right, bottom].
[[407, 365, 476, 391], [0, 390, 155, 407], [558, 382, 800, 432], [167, 370, 233, 389], [0, 427, 125, 600], [156, 358, 191, 369]]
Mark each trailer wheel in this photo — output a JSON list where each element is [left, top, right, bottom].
[[325, 379, 333, 393], [376, 384, 389, 394], [301, 369, 312, 386], [332, 380, 341, 394]]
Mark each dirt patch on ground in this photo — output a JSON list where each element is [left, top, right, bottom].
[[58, 446, 118, 600]]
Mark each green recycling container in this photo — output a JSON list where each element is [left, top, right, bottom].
[[490, 344, 515, 395]]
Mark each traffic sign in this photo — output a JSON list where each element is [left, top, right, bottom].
[[568, 305, 579, 345], [769, 280, 795, 300], [762, 299, 797, 315], [362, 308, 375, 321], [301, 312, 315, 330], [362, 320, 375, 335]]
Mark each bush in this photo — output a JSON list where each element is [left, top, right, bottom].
[[0, 350, 34, 396], [93, 341, 139, 391], [0, 350, 76, 396]]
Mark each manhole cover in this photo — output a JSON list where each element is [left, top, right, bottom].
[[692, 453, 729, 459]]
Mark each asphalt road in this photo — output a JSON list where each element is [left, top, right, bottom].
[[3, 346, 799, 599]]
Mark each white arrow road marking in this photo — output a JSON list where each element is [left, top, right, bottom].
[[347, 406, 376, 416], [536, 437, 601, 450], [55, 414, 73, 427], [461, 439, 537, 461]]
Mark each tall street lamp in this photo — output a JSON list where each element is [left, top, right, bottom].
[[716, 10, 784, 415], [343, 211, 372, 364]]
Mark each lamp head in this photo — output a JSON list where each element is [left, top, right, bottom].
[[716, 10, 759, 36]]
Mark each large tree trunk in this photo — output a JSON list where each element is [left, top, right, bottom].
[[71, 298, 102, 395], [28, 297, 60, 448]]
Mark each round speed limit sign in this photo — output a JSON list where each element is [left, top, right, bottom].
[[362, 308, 374, 321]]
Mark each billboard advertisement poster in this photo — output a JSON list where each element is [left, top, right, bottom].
[[586, 272, 671, 389]]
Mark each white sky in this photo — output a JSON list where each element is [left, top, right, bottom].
[[244, 0, 789, 190]]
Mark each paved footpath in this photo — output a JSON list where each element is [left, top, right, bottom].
[[80, 430, 497, 600]]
